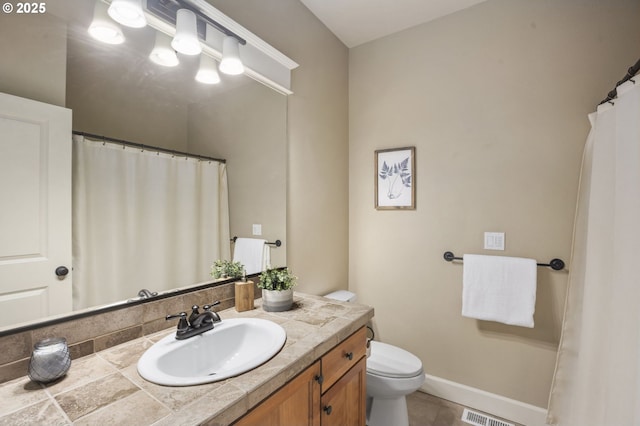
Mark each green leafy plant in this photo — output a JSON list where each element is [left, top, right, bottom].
[[258, 267, 297, 291], [210, 259, 244, 279]]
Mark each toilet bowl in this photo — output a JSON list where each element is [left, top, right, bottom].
[[366, 340, 425, 426], [323, 291, 425, 426]]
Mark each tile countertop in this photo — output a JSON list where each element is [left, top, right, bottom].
[[0, 293, 374, 426]]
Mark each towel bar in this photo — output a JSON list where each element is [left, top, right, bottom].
[[231, 236, 282, 247], [443, 251, 565, 271]]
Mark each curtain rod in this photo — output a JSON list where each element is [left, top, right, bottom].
[[598, 57, 640, 106], [72, 131, 226, 164]]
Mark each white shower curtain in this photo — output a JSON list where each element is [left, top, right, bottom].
[[72, 135, 230, 309], [547, 79, 640, 425]]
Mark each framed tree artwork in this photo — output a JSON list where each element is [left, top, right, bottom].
[[375, 146, 415, 210]]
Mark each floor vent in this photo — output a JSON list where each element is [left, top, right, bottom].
[[461, 408, 515, 426]]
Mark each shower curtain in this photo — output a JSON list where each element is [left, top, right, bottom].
[[72, 135, 230, 309], [547, 79, 640, 425]]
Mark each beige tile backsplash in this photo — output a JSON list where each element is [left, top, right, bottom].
[[0, 281, 250, 385]]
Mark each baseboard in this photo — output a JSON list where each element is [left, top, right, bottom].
[[420, 373, 548, 426]]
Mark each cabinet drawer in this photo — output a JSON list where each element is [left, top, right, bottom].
[[322, 327, 367, 392], [321, 357, 366, 426]]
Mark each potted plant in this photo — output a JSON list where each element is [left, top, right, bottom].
[[258, 267, 297, 312], [210, 259, 244, 280]]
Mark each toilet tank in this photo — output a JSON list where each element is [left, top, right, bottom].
[[324, 290, 357, 302]]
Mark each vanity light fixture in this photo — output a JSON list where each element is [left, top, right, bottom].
[[107, 0, 147, 29], [149, 32, 179, 67], [88, 1, 125, 45], [195, 55, 221, 84], [219, 35, 244, 75], [171, 9, 202, 55]]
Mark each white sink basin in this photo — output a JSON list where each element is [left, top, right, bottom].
[[137, 318, 286, 386]]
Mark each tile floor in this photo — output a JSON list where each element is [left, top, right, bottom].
[[407, 391, 524, 426]]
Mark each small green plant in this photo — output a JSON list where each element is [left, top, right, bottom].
[[210, 259, 244, 279], [258, 267, 297, 291]]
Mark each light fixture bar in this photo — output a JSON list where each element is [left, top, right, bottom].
[[144, 0, 298, 94], [174, 0, 246, 45], [146, 0, 246, 46]]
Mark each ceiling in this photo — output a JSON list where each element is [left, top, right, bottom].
[[300, 0, 488, 48]]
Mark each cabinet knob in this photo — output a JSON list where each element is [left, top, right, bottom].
[[345, 351, 354, 360], [314, 374, 324, 385], [323, 405, 333, 415]]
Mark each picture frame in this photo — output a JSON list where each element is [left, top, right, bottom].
[[375, 146, 415, 210]]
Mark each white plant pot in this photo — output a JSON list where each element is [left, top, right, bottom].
[[262, 288, 293, 312]]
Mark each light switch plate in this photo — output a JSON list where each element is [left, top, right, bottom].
[[484, 232, 505, 250], [252, 224, 262, 236]]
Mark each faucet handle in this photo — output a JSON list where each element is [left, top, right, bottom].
[[166, 312, 189, 331], [203, 301, 222, 322], [203, 301, 221, 311]]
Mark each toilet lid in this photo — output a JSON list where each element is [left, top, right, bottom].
[[367, 341, 424, 379]]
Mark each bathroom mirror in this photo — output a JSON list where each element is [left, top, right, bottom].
[[0, 0, 287, 332]]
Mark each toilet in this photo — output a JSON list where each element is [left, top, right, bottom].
[[324, 291, 425, 426]]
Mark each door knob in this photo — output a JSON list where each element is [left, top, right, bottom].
[[55, 266, 69, 277]]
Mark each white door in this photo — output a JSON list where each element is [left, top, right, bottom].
[[0, 92, 72, 328]]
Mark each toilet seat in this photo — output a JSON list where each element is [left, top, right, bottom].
[[367, 341, 423, 379]]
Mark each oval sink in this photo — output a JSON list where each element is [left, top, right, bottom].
[[137, 318, 286, 386]]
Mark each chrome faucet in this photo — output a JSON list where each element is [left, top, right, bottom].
[[166, 301, 221, 340], [137, 289, 158, 299]]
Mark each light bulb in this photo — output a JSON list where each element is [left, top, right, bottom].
[[219, 35, 244, 75], [88, 1, 125, 45], [108, 0, 146, 29], [149, 32, 179, 67], [172, 9, 201, 56], [196, 55, 221, 84]]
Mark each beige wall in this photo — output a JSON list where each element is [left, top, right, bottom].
[[209, 0, 350, 295], [187, 83, 288, 268], [0, 14, 67, 106], [349, 0, 640, 408]]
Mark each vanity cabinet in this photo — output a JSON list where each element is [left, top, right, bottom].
[[321, 357, 366, 426], [234, 360, 321, 426], [235, 327, 367, 426]]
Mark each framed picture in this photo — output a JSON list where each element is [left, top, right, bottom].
[[375, 146, 415, 210]]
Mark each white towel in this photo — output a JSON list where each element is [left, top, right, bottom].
[[461, 254, 537, 328], [233, 238, 270, 275]]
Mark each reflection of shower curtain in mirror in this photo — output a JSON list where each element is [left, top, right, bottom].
[[72, 135, 230, 309]]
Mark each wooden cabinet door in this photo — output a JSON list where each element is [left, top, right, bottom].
[[321, 357, 366, 426], [234, 361, 321, 426]]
